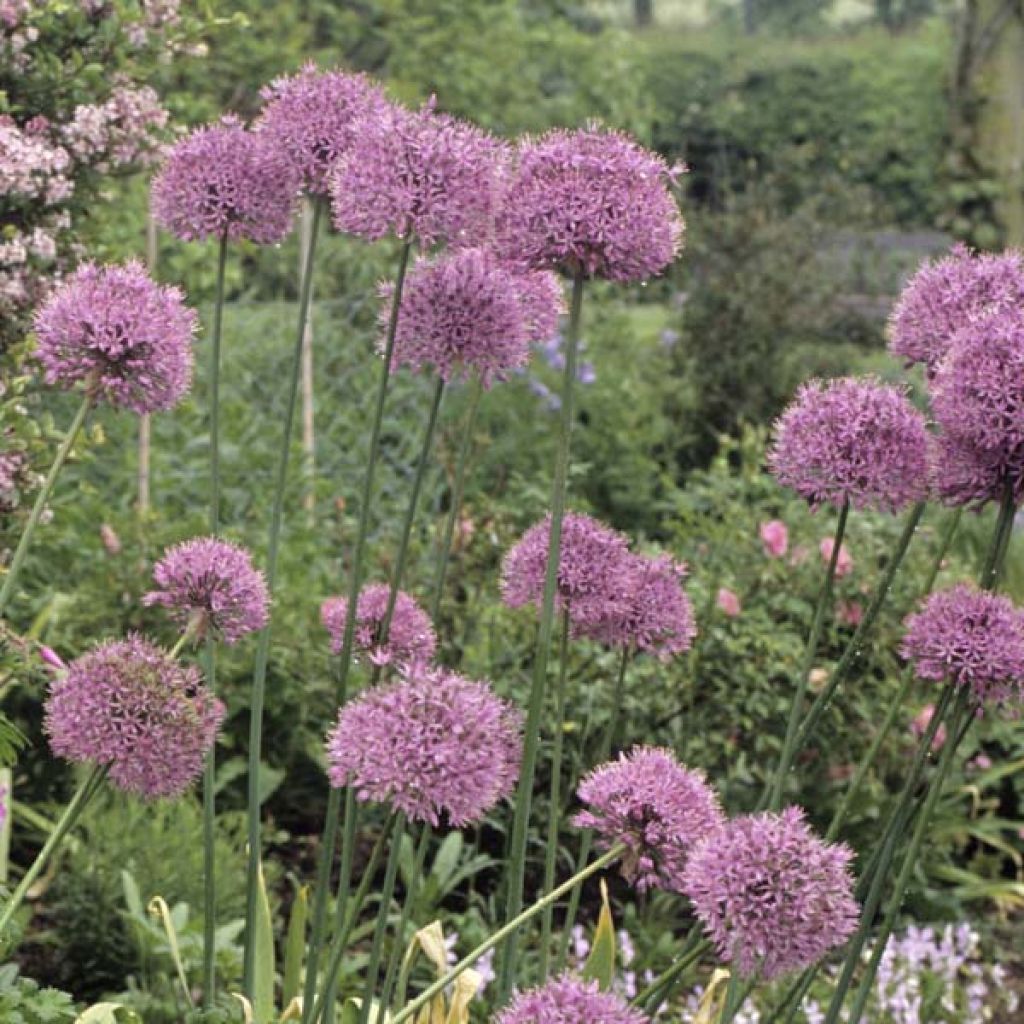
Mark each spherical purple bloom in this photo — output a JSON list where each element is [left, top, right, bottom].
[[320, 583, 436, 667], [583, 553, 697, 659], [768, 377, 930, 512], [143, 537, 269, 645], [901, 584, 1024, 705], [34, 260, 196, 413], [501, 512, 631, 630], [496, 126, 684, 283], [329, 101, 506, 248], [495, 973, 646, 1024], [152, 115, 298, 243], [573, 746, 723, 893], [683, 806, 859, 980], [929, 431, 1021, 509], [383, 247, 563, 385], [44, 634, 224, 799], [258, 62, 387, 195], [889, 244, 1024, 373], [325, 664, 522, 826]]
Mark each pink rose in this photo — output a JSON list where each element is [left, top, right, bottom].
[[716, 587, 741, 618], [760, 519, 789, 558], [820, 537, 853, 577], [910, 704, 946, 751]]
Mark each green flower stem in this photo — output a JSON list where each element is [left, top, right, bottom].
[[632, 936, 711, 1012], [721, 970, 760, 1024], [429, 374, 484, 625], [242, 198, 323, 995], [0, 762, 106, 937], [208, 232, 228, 536], [391, 843, 624, 1024], [767, 500, 849, 811], [300, 238, 411, 1020], [0, 392, 93, 619], [539, 608, 571, 983], [499, 269, 585, 998], [320, 788, 359, 1024]]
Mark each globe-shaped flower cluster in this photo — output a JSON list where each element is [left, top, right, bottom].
[[495, 974, 646, 1024]]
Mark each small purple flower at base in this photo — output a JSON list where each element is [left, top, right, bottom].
[[329, 101, 506, 248], [257, 63, 386, 196], [901, 584, 1024, 705], [889, 244, 1024, 374], [501, 512, 631, 632], [144, 537, 270, 645], [325, 665, 522, 827], [152, 115, 298, 244], [683, 806, 859, 980], [44, 634, 224, 800], [320, 583, 436, 668], [34, 261, 196, 414], [768, 377, 930, 513], [494, 973, 646, 1024], [496, 126, 685, 283], [382, 247, 563, 386], [574, 746, 723, 893]]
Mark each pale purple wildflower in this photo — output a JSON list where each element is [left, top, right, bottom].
[[152, 115, 298, 243], [574, 746, 723, 893], [320, 583, 436, 667], [495, 974, 646, 1024], [144, 537, 269, 645], [496, 126, 684, 282], [325, 664, 522, 826], [768, 377, 930, 512], [683, 806, 859, 980], [901, 584, 1024, 705], [930, 431, 1020, 509], [44, 634, 224, 799], [34, 261, 196, 413]]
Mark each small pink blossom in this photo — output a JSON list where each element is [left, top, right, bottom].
[[100, 523, 121, 555], [910, 705, 947, 751], [820, 537, 853, 577], [967, 754, 992, 772], [38, 645, 66, 671], [717, 587, 741, 617], [760, 519, 789, 558], [836, 601, 863, 627]]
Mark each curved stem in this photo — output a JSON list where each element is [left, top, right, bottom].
[[633, 935, 711, 1012], [0, 393, 93, 619], [391, 843, 624, 1024], [500, 270, 584, 998], [242, 198, 323, 994]]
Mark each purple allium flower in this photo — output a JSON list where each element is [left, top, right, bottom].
[[320, 583, 436, 667], [329, 101, 506, 248], [901, 584, 1024, 704], [500, 512, 631, 630], [325, 665, 522, 826], [383, 247, 563, 386], [768, 377, 930, 513], [495, 126, 684, 283], [889, 244, 1024, 373], [495, 973, 646, 1024], [582, 553, 696, 659], [683, 806, 859, 980], [257, 62, 386, 195], [34, 261, 196, 413], [144, 537, 269, 645], [152, 115, 298, 243], [573, 746, 723, 893], [44, 634, 224, 799], [929, 431, 1018, 509]]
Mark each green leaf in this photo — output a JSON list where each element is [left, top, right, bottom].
[[429, 833, 462, 889], [281, 884, 308, 1007], [252, 861, 275, 1024], [581, 880, 615, 991]]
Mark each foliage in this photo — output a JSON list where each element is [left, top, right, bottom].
[[0, 965, 76, 1023]]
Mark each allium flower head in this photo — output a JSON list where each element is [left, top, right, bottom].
[[929, 431, 1022, 509], [501, 512, 630, 630], [768, 377, 930, 512], [325, 665, 522, 826], [683, 806, 859, 980], [573, 746, 723, 892], [144, 537, 269, 644], [34, 261, 196, 413], [901, 584, 1024, 704], [496, 126, 684, 283], [258, 63, 386, 195], [889, 244, 1024, 373], [320, 583, 436, 667], [152, 115, 298, 243], [44, 634, 224, 799], [383, 247, 563, 385], [329, 101, 506, 248], [495, 973, 646, 1024], [583, 554, 696, 659]]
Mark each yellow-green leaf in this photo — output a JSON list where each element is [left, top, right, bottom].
[[253, 860, 276, 1024], [147, 896, 192, 1007], [581, 879, 616, 990], [282, 883, 309, 1006]]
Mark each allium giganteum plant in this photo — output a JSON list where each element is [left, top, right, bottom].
[[1, 54, 1023, 1024]]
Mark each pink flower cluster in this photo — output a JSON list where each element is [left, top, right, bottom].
[[0, 115, 71, 205], [63, 83, 168, 170], [497, 974, 645, 1024]]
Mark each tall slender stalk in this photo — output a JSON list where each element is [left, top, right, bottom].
[[242, 199, 323, 994], [632, 935, 710, 1012], [500, 270, 585, 998], [767, 500, 849, 810], [0, 393, 93, 619], [321, 789, 359, 1024]]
